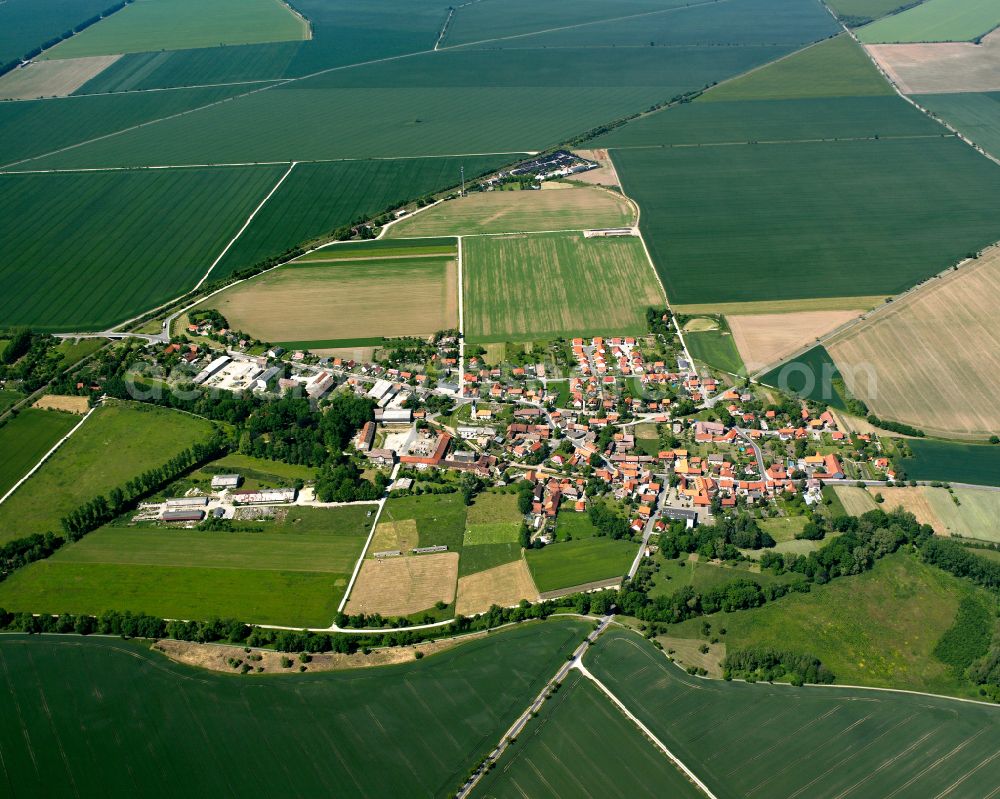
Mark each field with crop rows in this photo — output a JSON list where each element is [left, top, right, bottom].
[[0, 402, 214, 544], [0, 620, 589, 796], [759, 345, 847, 407], [477, 670, 702, 798], [586, 627, 1000, 798], [463, 232, 663, 343], [44, 0, 308, 59], [857, 0, 1000, 43], [901, 439, 1000, 486], [0, 409, 79, 498], [216, 156, 505, 276], [0, 0, 112, 65], [920, 91, 1000, 161], [0, 506, 371, 625], [0, 165, 285, 331]]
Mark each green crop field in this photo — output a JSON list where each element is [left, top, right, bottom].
[[685, 326, 746, 375], [0, 619, 590, 796], [0, 506, 371, 626], [857, 0, 1000, 43], [0, 409, 79, 499], [613, 136, 1000, 306], [920, 92, 1000, 162], [0, 0, 113, 65], [826, 0, 916, 25], [477, 670, 702, 798], [901, 439, 1000, 486], [463, 232, 663, 343], [44, 0, 308, 60], [704, 35, 894, 102], [670, 553, 987, 696], [0, 165, 286, 331], [386, 184, 634, 238], [760, 345, 848, 407], [380, 492, 469, 554], [458, 542, 523, 577], [215, 157, 505, 277], [0, 401, 215, 544], [526, 536, 636, 593], [586, 628, 1000, 799], [0, 388, 23, 413]]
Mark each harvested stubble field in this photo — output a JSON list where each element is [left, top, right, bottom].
[[729, 308, 863, 373], [387, 184, 634, 237], [833, 485, 879, 516], [828, 250, 1000, 438], [44, 0, 309, 59], [207, 255, 457, 346], [0, 402, 214, 545], [867, 31, 1000, 94], [463, 232, 663, 343], [455, 558, 538, 616], [857, 0, 1000, 44], [0, 408, 78, 499], [476, 671, 702, 799], [0, 55, 121, 99], [0, 507, 371, 626], [588, 621, 1000, 798], [0, 620, 590, 796], [32, 394, 89, 414], [0, 165, 286, 331], [344, 552, 459, 616]]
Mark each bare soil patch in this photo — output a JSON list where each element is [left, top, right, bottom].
[[33, 394, 89, 414], [456, 558, 538, 616], [0, 55, 120, 99], [152, 632, 486, 674], [729, 309, 863, 373], [569, 148, 622, 188], [345, 551, 458, 616], [828, 248, 1000, 438], [866, 31, 1000, 94]]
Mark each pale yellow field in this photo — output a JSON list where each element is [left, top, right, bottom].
[[386, 184, 634, 237], [834, 486, 878, 516], [673, 296, 885, 316], [568, 149, 622, 188], [924, 487, 1000, 543], [33, 395, 89, 414], [203, 257, 457, 344], [369, 519, 419, 556], [729, 309, 863, 373], [345, 552, 458, 616], [828, 250, 1000, 438], [455, 559, 538, 616], [876, 487, 943, 529], [683, 317, 719, 332], [0, 55, 120, 99], [866, 31, 1000, 94]]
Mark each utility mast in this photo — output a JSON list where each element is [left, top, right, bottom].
[[460, 165, 465, 197]]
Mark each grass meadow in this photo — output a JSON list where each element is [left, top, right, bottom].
[[526, 536, 636, 593], [0, 620, 590, 796], [0, 506, 371, 625], [684, 324, 746, 375], [586, 627, 1000, 799], [0, 402, 214, 544], [463, 232, 663, 343], [0, 165, 286, 331], [476, 670, 702, 798], [44, 0, 308, 59], [0, 409, 78, 498]]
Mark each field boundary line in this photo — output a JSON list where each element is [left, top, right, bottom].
[[457, 235, 466, 397], [0, 405, 97, 507], [192, 161, 298, 292], [574, 660, 719, 799]]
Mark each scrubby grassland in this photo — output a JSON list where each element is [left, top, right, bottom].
[[0, 83, 264, 167], [924, 487, 1000, 543], [0, 166, 286, 331], [759, 345, 846, 407], [0, 55, 121, 100], [901, 439, 1000, 486], [209, 255, 457, 347], [380, 492, 468, 554], [296, 237, 456, 261], [684, 323, 745, 375], [0, 507, 370, 626], [0, 409, 79, 498], [920, 91, 1000, 161], [44, 0, 309, 60], [612, 136, 1000, 306], [476, 671, 701, 799], [463, 232, 663, 343], [672, 554, 988, 696], [729, 309, 861, 373], [705, 35, 894, 101], [651, 555, 803, 597], [386, 185, 634, 238], [215, 157, 504, 277], [828, 249, 1000, 439], [586, 628, 1000, 799], [526, 537, 636, 593], [0, 402, 214, 545], [0, 620, 589, 796], [857, 0, 1000, 43], [0, 0, 114, 65]]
